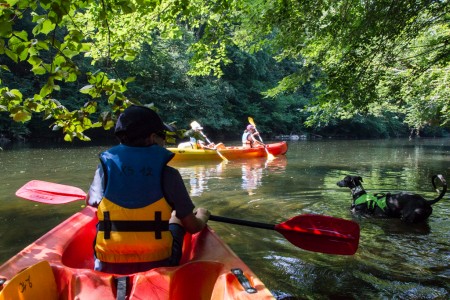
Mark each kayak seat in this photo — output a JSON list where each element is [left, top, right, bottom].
[[129, 261, 224, 299], [0, 261, 58, 300]]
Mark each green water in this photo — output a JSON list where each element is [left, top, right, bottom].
[[0, 138, 449, 299]]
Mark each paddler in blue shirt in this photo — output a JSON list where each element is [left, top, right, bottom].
[[86, 105, 210, 274]]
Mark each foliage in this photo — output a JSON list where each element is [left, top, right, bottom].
[[0, 0, 448, 141], [236, 0, 450, 131]]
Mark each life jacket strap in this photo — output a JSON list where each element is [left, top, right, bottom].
[[99, 211, 169, 239]]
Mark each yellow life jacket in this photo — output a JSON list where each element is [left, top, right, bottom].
[[95, 197, 173, 263]]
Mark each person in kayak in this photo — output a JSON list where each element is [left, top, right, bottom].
[[242, 124, 264, 148], [178, 121, 215, 149], [86, 105, 211, 274]]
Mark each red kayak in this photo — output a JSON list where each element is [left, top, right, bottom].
[[0, 206, 274, 299], [1, 180, 360, 299]]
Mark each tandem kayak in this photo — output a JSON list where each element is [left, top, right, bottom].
[[0, 206, 274, 299], [168, 142, 288, 161]]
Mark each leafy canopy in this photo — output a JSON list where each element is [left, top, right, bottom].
[[0, 0, 448, 140]]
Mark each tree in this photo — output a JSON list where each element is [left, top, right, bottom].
[[0, 0, 448, 140], [236, 0, 450, 132]]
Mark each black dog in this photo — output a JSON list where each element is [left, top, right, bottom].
[[337, 174, 447, 223]]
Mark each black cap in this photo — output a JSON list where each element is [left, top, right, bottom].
[[114, 105, 172, 140]]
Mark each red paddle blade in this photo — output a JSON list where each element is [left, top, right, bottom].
[[16, 180, 87, 204], [275, 214, 360, 255]]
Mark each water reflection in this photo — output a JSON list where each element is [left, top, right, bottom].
[[170, 156, 288, 197]]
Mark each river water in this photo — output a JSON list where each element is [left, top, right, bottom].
[[0, 138, 449, 299]]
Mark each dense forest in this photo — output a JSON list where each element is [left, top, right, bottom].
[[0, 1, 449, 144]]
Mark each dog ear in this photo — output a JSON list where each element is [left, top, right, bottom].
[[358, 176, 363, 182]]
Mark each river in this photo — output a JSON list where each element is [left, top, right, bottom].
[[0, 138, 449, 299]]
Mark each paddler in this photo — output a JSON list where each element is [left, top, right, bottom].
[[242, 124, 264, 148], [86, 105, 211, 274], [177, 121, 215, 149]]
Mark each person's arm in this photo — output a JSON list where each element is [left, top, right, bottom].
[[250, 132, 264, 146], [85, 165, 104, 207], [162, 166, 210, 234]]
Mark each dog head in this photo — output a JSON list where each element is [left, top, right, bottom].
[[337, 175, 364, 189]]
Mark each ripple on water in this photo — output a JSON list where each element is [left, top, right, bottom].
[[353, 270, 449, 299]]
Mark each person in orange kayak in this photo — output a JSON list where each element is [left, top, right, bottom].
[[242, 124, 264, 148], [86, 105, 210, 274]]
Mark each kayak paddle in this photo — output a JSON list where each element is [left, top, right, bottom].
[[16, 180, 359, 255], [16, 180, 87, 204], [210, 215, 359, 255], [247, 117, 275, 160]]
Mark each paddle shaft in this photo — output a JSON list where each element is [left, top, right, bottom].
[[199, 131, 228, 162], [210, 215, 274, 230]]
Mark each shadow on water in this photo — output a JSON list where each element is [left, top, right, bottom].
[[0, 138, 449, 299]]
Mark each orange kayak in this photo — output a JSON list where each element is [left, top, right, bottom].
[[168, 142, 288, 161], [0, 206, 274, 299]]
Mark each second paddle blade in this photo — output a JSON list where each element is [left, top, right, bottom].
[[275, 214, 360, 255], [16, 180, 87, 204]]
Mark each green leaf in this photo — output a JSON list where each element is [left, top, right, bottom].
[[28, 55, 43, 66], [6, 0, 19, 6], [31, 65, 47, 75], [41, 19, 56, 34], [123, 54, 136, 61], [4, 48, 18, 62], [12, 110, 32, 122], [64, 133, 73, 142], [80, 85, 94, 94], [67, 72, 77, 82], [9, 89, 22, 99], [40, 83, 53, 97], [14, 30, 28, 41], [104, 120, 115, 130], [84, 102, 97, 114], [0, 21, 12, 38]]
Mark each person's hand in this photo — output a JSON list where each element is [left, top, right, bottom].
[[195, 207, 211, 222]]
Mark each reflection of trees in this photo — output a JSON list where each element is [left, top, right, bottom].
[[317, 139, 448, 206]]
